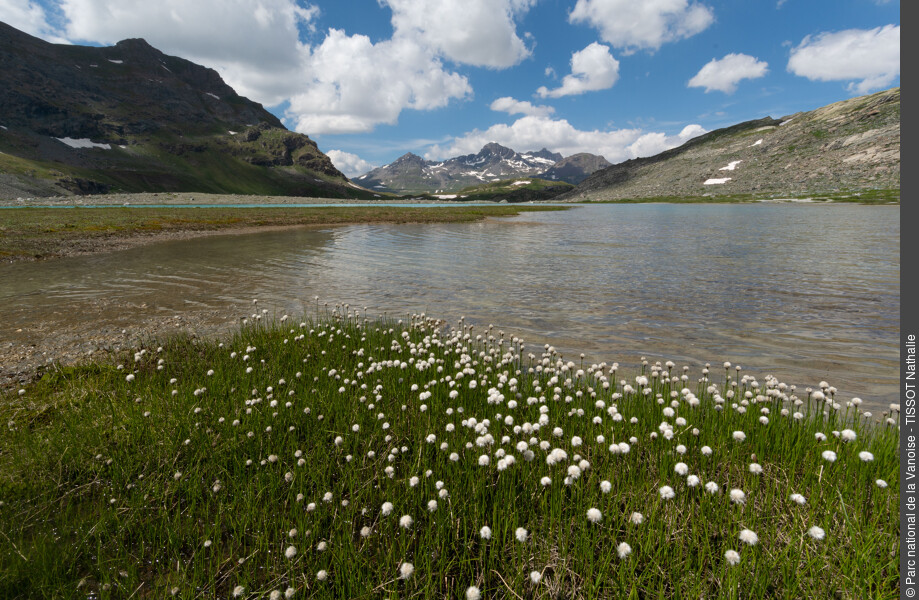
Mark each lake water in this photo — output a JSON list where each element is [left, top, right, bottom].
[[1, 203, 899, 410]]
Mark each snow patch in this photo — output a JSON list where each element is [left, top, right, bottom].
[[434, 194, 457, 199], [0, 125, 7, 130], [228, 131, 237, 135], [511, 180, 531, 186], [206, 93, 220, 100], [750, 139, 763, 147], [703, 177, 731, 185], [54, 137, 111, 150], [108, 59, 123, 64], [719, 161, 742, 171]]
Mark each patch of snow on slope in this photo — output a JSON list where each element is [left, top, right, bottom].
[[206, 93, 220, 100], [703, 177, 731, 185], [54, 137, 111, 150], [751, 139, 762, 146], [512, 180, 531, 185], [108, 59, 123, 64], [719, 161, 742, 171]]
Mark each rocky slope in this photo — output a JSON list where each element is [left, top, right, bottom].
[[0, 21, 371, 199], [355, 143, 608, 194], [561, 88, 899, 201]]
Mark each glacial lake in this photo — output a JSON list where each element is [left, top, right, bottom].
[[1, 203, 900, 411]]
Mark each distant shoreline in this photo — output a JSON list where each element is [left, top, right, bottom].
[[0, 198, 568, 263]]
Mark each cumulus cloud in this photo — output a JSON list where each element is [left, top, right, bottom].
[[424, 116, 706, 163], [490, 97, 555, 117], [569, 0, 714, 53], [326, 149, 376, 178], [0, 0, 69, 42], [537, 42, 619, 98], [688, 53, 768, 93], [787, 25, 899, 94], [22, 0, 534, 134], [287, 31, 471, 134], [384, 0, 535, 68]]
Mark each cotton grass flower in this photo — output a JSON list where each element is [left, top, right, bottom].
[[859, 451, 874, 462], [600, 480, 612, 493], [381, 502, 394, 516], [316, 570, 328, 581], [790, 493, 806, 505], [466, 586, 481, 600], [738, 529, 759, 546], [515, 527, 528, 542], [724, 549, 741, 566], [399, 515, 413, 529], [729, 489, 746, 505], [705, 481, 719, 494], [732, 431, 746, 442], [876, 479, 888, 488], [807, 526, 826, 541], [659, 486, 675, 500], [629, 512, 644, 525], [840, 429, 857, 442], [479, 525, 492, 540], [399, 562, 414, 579], [284, 545, 297, 559], [749, 463, 763, 475], [233, 585, 245, 597], [617, 542, 632, 559], [530, 571, 542, 584], [821, 450, 837, 463], [587, 508, 602, 523], [674, 462, 688, 476]]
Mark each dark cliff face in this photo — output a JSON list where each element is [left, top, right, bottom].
[[0, 22, 282, 139], [0, 22, 359, 197]]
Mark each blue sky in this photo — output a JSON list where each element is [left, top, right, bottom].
[[1, 0, 901, 176]]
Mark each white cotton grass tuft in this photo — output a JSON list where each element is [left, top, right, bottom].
[[479, 525, 492, 540], [530, 570, 542, 584], [587, 508, 602, 523], [729, 489, 746, 505], [732, 431, 746, 442], [724, 549, 741, 566], [738, 529, 759, 546], [807, 526, 826, 541], [399, 515, 413, 529], [600, 480, 612, 493], [821, 450, 837, 463], [674, 462, 688, 476], [399, 562, 414, 579], [659, 486, 675, 500], [790, 493, 806, 505], [316, 570, 328, 581], [629, 512, 644, 525], [515, 527, 528, 542], [233, 585, 245, 597], [876, 479, 888, 488], [381, 502, 394, 516], [617, 542, 632, 559], [466, 586, 481, 600], [284, 545, 297, 559], [749, 463, 763, 475], [858, 451, 874, 462]]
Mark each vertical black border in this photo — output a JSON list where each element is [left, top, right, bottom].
[[903, 2, 914, 599]]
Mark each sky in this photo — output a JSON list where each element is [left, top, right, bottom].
[[0, 0, 901, 177]]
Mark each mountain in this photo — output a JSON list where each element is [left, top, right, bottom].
[[539, 153, 612, 184], [354, 143, 607, 195], [560, 88, 900, 202], [0, 21, 373, 199]]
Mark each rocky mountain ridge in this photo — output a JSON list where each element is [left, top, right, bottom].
[[0, 21, 369, 199], [561, 88, 899, 201], [355, 143, 607, 194]]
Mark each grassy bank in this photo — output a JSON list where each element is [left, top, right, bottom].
[[0, 308, 899, 598], [0, 205, 566, 261]]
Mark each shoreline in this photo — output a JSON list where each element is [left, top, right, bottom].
[[0, 200, 566, 263]]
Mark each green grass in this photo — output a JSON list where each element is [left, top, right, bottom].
[[0, 205, 567, 260], [0, 308, 900, 599]]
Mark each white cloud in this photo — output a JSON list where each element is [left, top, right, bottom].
[[490, 96, 555, 117], [326, 149, 376, 178], [0, 0, 69, 42], [424, 116, 706, 163], [787, 25, 900, 94], [569, 0, 714, 53], [537, 42, 619, 98], [688, 53, 768, 93], [287, 31, 471, 134], [383, 0, 535, 68]]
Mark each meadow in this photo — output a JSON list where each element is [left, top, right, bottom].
[[0, 303, 900, 599]]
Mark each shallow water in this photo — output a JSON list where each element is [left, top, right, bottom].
[[1, 203, 899, 410]]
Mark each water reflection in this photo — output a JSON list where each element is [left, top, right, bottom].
[[0, 204, 899, 410]]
